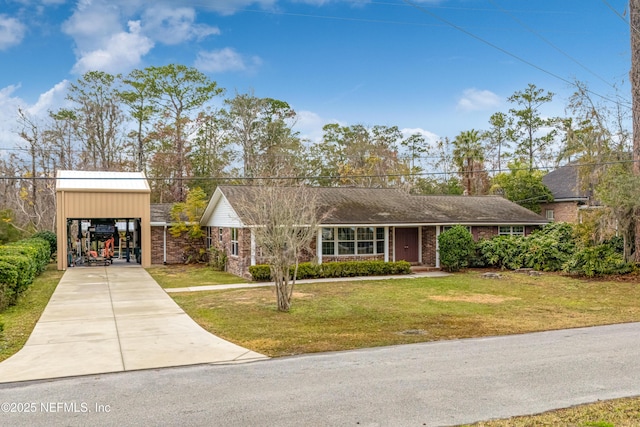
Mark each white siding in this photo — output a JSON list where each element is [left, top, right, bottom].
[[204, 194, 244, 228]]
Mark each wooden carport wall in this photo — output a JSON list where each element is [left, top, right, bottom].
[[56, 189, 151, 270]]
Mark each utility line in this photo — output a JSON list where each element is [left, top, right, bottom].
[[488, 0, 628, 100], [1, 158, 636, 182], [401, 0, 632, 108]]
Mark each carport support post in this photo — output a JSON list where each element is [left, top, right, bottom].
[[126, 219, 130, 262]]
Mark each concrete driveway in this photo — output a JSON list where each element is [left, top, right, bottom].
[[0, 266, 266, 383]]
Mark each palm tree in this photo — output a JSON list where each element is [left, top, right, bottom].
[[453, 129, 485, 195]]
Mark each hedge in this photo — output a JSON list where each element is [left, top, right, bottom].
[[0, 236, 52, 312], [249, 260, 412, 282], [0, 238, 50, 273], [0, 261, 18, 310]]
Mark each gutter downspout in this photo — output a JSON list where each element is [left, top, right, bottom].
[[163, 225, 167, 265]]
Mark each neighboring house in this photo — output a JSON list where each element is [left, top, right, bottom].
[[539, 165, 594, 223], [200, 185, 547, 278]]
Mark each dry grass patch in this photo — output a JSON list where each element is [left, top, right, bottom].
[[464, 396, 640, 426]]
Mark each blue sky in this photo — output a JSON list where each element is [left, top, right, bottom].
[[0, 0, 632, 152]]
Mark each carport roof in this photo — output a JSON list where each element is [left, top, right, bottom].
[[56, 170, 150, 192]]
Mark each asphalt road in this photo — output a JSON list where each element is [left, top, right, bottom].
[[1, 323, 639, 426]]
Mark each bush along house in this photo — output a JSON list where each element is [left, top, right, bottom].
[[199, 186, 548, 279]]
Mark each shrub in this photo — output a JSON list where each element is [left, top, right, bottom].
[[4, 238, 51, 273], [249, 260, 412, 282], [208, 247, 227, 271], [523, 222, 576, 272], [0, 254, 35, 293], [0, 261, 18, 310], [563, 244, 635, 277], [438, 225, 475, 272], [31, 230, 57, 256], [477, 236, 525, 270]]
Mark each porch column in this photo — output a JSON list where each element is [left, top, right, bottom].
[[418, 226, 423, 264], [435, 225, 441, 268], [316, 228, 323, 264], [250, 229, 256, 266], [384, 226, 389, 262]]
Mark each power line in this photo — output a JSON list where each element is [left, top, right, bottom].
[[487, 0, 628, 99], [401, 0, 632, 108], [1, 158, 636, 182], [601, 0, 631, 25]]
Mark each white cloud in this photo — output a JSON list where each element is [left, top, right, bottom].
[[141, 6, 219, 45], [401, 127, 440, 146], [0, 15, 26, 50], [0, 85, 26, 151], [27, 80, 69, 116], [294, 110, 328, 143], [195, 48, 262, 73], [456, 88, 502, 112], [62, 1, 123, 53], [71, 21, 154, 74]]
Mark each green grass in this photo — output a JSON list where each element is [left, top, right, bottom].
[[166, 270, 640, 357], [146, 264, 247, 288], [463, 396, 640, 426], [0, 265, 64, 362]]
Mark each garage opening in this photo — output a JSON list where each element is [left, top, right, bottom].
[[65, 218, 143, 267], [56, 170, 151, 270]]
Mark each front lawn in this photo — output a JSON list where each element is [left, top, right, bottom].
[[147, 264, 247, 288], [165, 270, 640, 357]]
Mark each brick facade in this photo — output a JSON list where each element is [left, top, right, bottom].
[[421, 226, 437, 266], [539, 201, 580, 223], [150, 226, 207, 265], [197, 224, 543, 277]]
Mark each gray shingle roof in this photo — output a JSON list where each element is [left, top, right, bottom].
[[542, 165, 588, 200], [150, 203, 173, 224], [217, 185, 546, 225]]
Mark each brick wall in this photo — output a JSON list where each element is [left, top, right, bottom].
[[472, 226, 498, 241], [421, 226, 437, 266], [219, 227, 253, 279], [539, 201, 580, 223], [150, 226, 207, 265]]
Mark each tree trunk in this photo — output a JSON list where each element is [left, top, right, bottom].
[[631, 0, 640, 261]]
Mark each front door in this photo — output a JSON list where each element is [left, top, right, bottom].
[[395, 227, 419, 263]]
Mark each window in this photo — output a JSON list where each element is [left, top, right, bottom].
[[231, 228, 239, 256], [218, 227, 223, 242], [499, 226, 525, 236], [321, 228, 334, 255], [206, 227, 214, 249], [322, 227, 385, 256], [545, 209, 555, 221], [338, 227, 355, 255]]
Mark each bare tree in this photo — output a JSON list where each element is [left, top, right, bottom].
[[631, 0, 640, 261], [236, 184, 325, 312]]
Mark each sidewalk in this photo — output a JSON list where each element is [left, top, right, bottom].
[[0, 267, 267, 383], [165, 271, 450, 293]]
